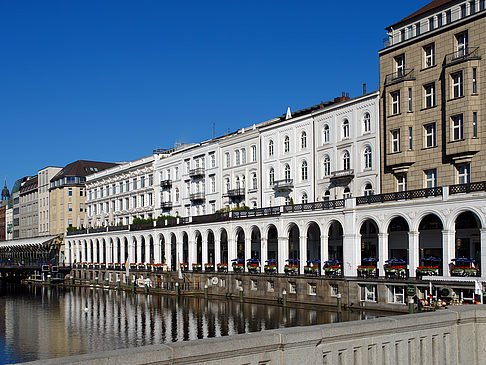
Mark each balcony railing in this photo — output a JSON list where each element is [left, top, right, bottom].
[[89, 227, 108, 234], [272, 179, 293, 191], [192, 212, 230, 224], [356, 187, 442, 206], [67, 229, 87, 236], [450, 181, 486, 195], [384, 69, 415, 86], [330, 169, 354, 183], [160, 180, 172, 189], [232, 207, 280, 219], [189, 168, 205, 178], [283, 199, 345, 213], [160, 201, 173, 209], [444, 47, 480, 66], [130, 221, 155, 231], [108, 225, 128, 232], [189, 192, 205, 201], [224, 188, 245, 198]]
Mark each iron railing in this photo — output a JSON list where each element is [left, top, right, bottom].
[[130, 222, 154, 231], [272, 179, 293, 190], [283, 199, 345, 213], [108, 225, 128, 232], [160, 180, 172, 189], [224, 188, 245, 198], [356, 187, 442, 205], [232, 207, 280, 219], [449, 181, 486, 195], [189, 168, 205, 178], [160, 201, 173, 209], [192, 212, 230, 224], [67, 229, 87, 236], [189, 192, 205, 201], [444, 47, 480, 66], [89, 227, 108, 234], [384, 69, 415, 86]]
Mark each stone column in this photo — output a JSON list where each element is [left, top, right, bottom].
[[85, 240, 89, 263], [188, 239, 196, 270], [202, 236, 208, 270], [343, 234, 360, 277], [136, 238, 142, 264], [65, 241, 71, 265], [227, 237, 236, 272], [214, 238, 221, 266], [299, 235, 307, 275], [154, 239, 161, 264], [278, 236, 288, 274], [245, 236, 251, 263], [176, 240, 183, 269], [378, 233, 389, 276], [113, 239, 119, 264], [442, 230, 455, 277], [145, 236, 151, 263], [481, 229, 486, 280], [164, 240, 171, 267], [93, 240, 99, 263], [320, 234, 328, 276], [261, 237, 268, 268], [128, 241, 135, 264], [106, 241, 112, 267], [408, 231, 419, 278], [120, 240, 126, 264]]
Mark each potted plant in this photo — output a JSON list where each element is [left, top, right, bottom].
[[232, 262, 244, 273], [204, 263, 215, 272], [247, 262, 260, 274], [284, 265, 298, 275], [180, 263, 188, 272], [192, 263, 202, 272], [217, 263, 227, 273]]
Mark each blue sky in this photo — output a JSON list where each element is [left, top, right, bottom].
[[0, 0, 425, 189]]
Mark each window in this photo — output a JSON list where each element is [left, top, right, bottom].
[[437, 13, 443, 27], [285, 196, 291, 205], [284, 164, 291, 181], [388, 286, 405, 304], [451, 115, 464, 141], [456, 32, 468, 56], [301, 132, 307, 149], [361, 285, 377, 302], [308, 283, 317, 295], [125, 198, 129, 210], [140, 176, 145, 188], [301, 161, 308, 181], [364, 146, 372, 169], [363, 113, 371, 133], [408, 88, 412, 112], [235, 150, 240, 165], [323, 125, 330, 143], [424, 83, 436, 108], [211, 154, 216, 167], [267, 280, 274, 292], [451, 72, 464, 98], [343, 187, 351, 199], [68, 203, 72, 212], [268, 140, 274, 157], [472, 68, 477, 94], [343, 150, 350, 170], [175, 188, 180, 202], [251, 145, 257, 162], [289, 282, 296, 294], [481, 0, 486, 11], [458, 164, 471, 184], [391, 91, 400, 115], [251, 279, 257, 291], [428, 17, 435, 31], [241, 149, 246, 164], [364, 183, 373, 196], [400, 28, 406, 42], [148, 193, 153, 206], [446, 10, 452, 24], [391, 129, 400, 153], [225, 178, 230, 193], [424, 123, 436, 148], [252, 173, 257, 190], [461, 3, 467, 18], [284, 136, 290, 153], [185, 160, 190, 173], [323, 156, 331, 177], [425, 169, 437, 188], [223, 152, 230, 168], [210, 176, 216, 193], [132, 178, 137, 190], [235, 177, 240, 189], [68, 188, 72, 196], [408, 127, 413, 150], [132, 196, 137, 208], [470, 0, 476, 14], [473, 112, 478, 138], [330, 284, 339, 297], [80, 203, 84, 212], [416, 22, 421, 36], [269, 168, 275, 186], [424, 43, 435, 68], [323, 191, 330, 201], [140, 195, 145, 207], [302, 193, 308, 204], [175, 167, 179, 180], [342, 119, 350, 138], [395, 55, 405, 76]]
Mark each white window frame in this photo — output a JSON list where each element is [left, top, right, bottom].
[[391, 91, 400, 115], [301, 131, 307, 149], [364, 146, 372, 169], [301, 161, 308, 181], [323, 125, 330, 143], [323, 156, 331, 177], [425, 169, 437, 188], [363, 113, 371, 133], [424, 43, 435, 68], [457, 164, 471, 184], [451, 114, 464, 141], [391, 129, 400, 153], [397, 174, 407, 192], [424, 83, 435, 108], [342, 119, 350, 139], [343, 151, 350, 170], [451, 72, 464, 99], [424, 123, 436, 148], [268, 140, 274, 157], [284, 136, 290, 153]]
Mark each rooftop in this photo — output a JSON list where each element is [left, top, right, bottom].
[[51, 160, 119, 182], [387, 0, 454, 30]]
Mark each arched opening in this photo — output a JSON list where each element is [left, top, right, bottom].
[[307, 222, 321, 264], [360, 220, 379, 259], [419, 214, 443, 274], [288, 224, 300, 265], [159, 234, 165, 264], [388, 217, 409, 263], [140, 236, 146, 263], [220, 229, 228, 264], [236, 229, 245, 260], [328, 221, 343, 261], [196, 232, 202, 264], [267, 225, 278, 262], [182, 232, 189, 264], [170, 234, 177, 269], [250, 227, 261, 260], [101, 239, 106, 263], [116, 238, 121, 263], [89, 240, 93, 262], [455, 211, 481, 275], [207, 231, 215, 264], [123, 238, 129, 263], [149, 236, 154, 263]]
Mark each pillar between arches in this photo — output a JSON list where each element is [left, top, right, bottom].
[[261, 237, 268, 270], [481, 229, 486, 279], [214, 238, 221, 266], [154, 239, 162, 264], [299, 235, 307, 275], [442, 230, 455, 277], [136, 238, 143, 264], [144, 235, 151, 263], [378, 233, 389, 276], [278, 236, 288, 274], [408, 231, 419, 278], [228, 237, 236, 272], [202, 236, 208, 270], [320, 234, 328, 276], [113, 239, 119, 264], [244, 236, 251, 267], [188, 240, 196, 270], [343, 234, 360, 277]]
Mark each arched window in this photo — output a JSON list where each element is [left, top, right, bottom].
[[235, 150, 240, 165], [284, 164, 291, 180], [269, 168, 275, 186], [284, 136, 290, 153], [343, 187, 351, 199], [343, 150, 351, 170], [268, 140, 274, 157], [364, 183, 374, 196], [323, 125, 330, 143], [343, 119, 350, 139], [175, 188, 180, 201], [235, 177, 240, 189], [241, 148, 246, 164], [364, 146, 372, 169], [302, 192, 308, 204], [241, 175, 246, 188], [225, 153, 230, 168], [363, 112, 371, 133], [301, 160, 308, 181], [301, 131, 307, 149], [225, 178, 230, 192], [251, 201, 257, 209], [324, 155, 331, 176], [252, 173, 257, 190], [251, 145, 257, 162], [323, 190, 331, 201]]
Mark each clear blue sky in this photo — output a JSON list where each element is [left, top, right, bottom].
[[0, 0, 426, 189]]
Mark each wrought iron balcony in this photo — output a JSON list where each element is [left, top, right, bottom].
[[384, 69, 415, 86], [356, 187, 442, 205], [444, 47, 480, 67], [160, 180, 172, 189], [189, 192, 205, 201], [189, 168, 205, 178], [224, 188, 245, 198], [160, 201, 173, 209], [330, 169, 354, 183], [272, 179, 293, 192]]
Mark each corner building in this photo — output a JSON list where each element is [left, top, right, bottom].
[[379, 0, 486, 192]]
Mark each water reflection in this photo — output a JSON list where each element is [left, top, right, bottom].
[[0, 284, 390, 363]]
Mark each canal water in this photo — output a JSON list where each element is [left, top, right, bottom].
[[0, 284, 392, 364]]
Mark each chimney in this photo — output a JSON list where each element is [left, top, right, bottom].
[[346, 92, 349, 99], [363, 83, 367, 94]]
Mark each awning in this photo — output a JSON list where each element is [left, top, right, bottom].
[[0, 235, 61, 249]]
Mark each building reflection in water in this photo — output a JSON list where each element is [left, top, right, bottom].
[[0, 284, 390, 363]]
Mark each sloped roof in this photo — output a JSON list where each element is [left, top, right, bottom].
[[51, 160, 119, 182], [387, 0, 453, 30]]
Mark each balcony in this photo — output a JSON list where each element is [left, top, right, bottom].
[[160, 180, 172, 189], [384, 69, 415, 87], [356, 187, 442, 205], [224, 188, 245, 198], [330, 169, 354, 184], [272, 179, 293, 192], [189, 192, 205, 201], [444, 47, 480, 67], [189, 168, 205, 178], [160, 201, 173, 209]]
